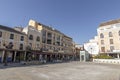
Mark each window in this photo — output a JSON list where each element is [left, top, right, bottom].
[[118, 31, 120, 36], [29, 43, 32, 46], [50, 46, 52, 49], [101, 40, 104, 45], [101, 47, 105, 52], [19, 44, 23, 50], [109, 32, 113, 37], [57, 36, 60, 41], [36, 44, 39, 48], [47, 32, 52, 38], [100, 33, 104, 38], [7, 42, 13, 49], [110, 46, 114, 52], [42, 37, 46, 43], [10, 34, 14, 39], [53, 47, 55, 50], [0, 31, 2, 37], [36, 36, 40, 41], [110, 39, 113, 44], [29, 35, 33, 40], [20, 36, 24, 41], [26, 43, 32, 50], [47, 40, 52, 44], [56, 41, 60, 46], [42, 30, 46, 37]]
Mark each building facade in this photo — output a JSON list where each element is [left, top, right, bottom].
[[24, 20, 75, 62], [27, 20, 74, 53], [84, 36, 99, 56], [0, 25, 27, 62], [0, 19, 75, 63], [97, 19, 120, 58]]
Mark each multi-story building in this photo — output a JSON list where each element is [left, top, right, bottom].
[[22, 19, 74, 62], [0, 19, 75, 63], [28, 20, 67, 51], [97, 19, 120, 58], [0, 25, 27, 62]]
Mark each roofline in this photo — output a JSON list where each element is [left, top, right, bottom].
[[0, 25, 26, 35], [99, 18, 120, 27], [30, 19, 72, 39]]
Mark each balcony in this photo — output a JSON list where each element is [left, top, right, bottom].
[[48, 49, 53, 52], [47, 35, 52, 39], [42, 48, 48, 52], [54, 50, 58, 52], [47, 33, 52, 39], [47, 40, 52, 44], [56, 38, 60, 41], [56, 42, 60, 46], [58, 50, 64, 53]]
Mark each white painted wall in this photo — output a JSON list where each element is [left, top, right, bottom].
[[84, 42, 99, 55]]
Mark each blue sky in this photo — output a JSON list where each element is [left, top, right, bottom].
[[0, 0, 120, 44]]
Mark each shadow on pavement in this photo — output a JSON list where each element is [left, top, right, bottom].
[[0, 61, 73, 69]]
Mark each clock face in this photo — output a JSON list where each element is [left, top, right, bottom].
[[84, 43, 99, 54], [87, 45, 96, 54]]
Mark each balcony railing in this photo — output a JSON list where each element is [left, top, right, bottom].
[[58, 50, 64, 53], [54, 50, 58, 52], [48, 49, 53, 52], [42, 48, 48, 52], [47, 36, 52, 39]]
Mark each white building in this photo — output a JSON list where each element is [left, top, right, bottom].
[[84, 36, 99, 55]]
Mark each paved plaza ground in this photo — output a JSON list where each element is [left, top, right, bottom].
[[0, 62, 120, 80]]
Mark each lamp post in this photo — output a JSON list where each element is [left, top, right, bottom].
[[90, 48, 92, 54], [90, 48, 93, 61]]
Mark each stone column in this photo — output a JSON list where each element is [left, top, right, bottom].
[[54, 54, 56, 60], [24, 51, 27, 61], [1, 50, 5, 63], [117, 54, 120, 59], [59, 54, 60, 60], [62, 55, 64, 61], [45, 55, 47, 62], [14, 51, 17, 62], [39, 54, 42, 61]]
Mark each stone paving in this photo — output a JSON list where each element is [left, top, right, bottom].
[[0, 62, 120, 80]]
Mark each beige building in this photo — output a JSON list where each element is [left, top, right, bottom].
[[0, 19, 75, 63], [97, 19, 120, 58], [27, 19, 74, 54], [22, 19, 74, 62], [0, 25, 27, 62], [0, 26, 27, 50]]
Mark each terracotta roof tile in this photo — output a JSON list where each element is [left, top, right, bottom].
[[99, 19, 120, 27]]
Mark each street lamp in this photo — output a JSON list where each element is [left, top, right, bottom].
[[90, 48, 93, 61], [90, 48, 92, 54]]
